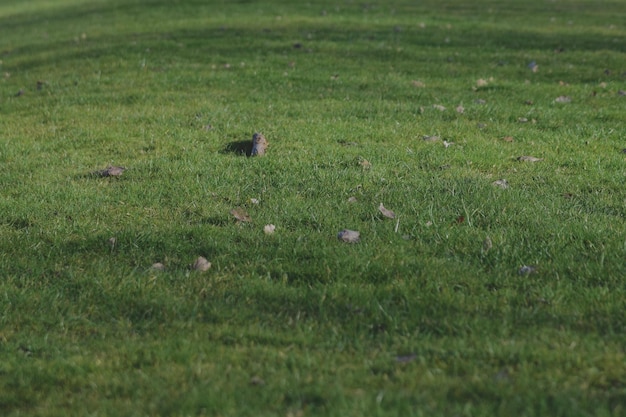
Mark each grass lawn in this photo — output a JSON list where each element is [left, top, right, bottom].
[[1, 0, 625, 415]]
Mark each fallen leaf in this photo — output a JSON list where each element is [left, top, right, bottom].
[[555, 95, 572, 103], [337, 229, 360, 243], [192, 256, 211, 272], [411, 80, 425, 87], [503, 136, 514, 142], [359, 158, 371, 169], [518, 265, 538, 276], [379, 203, 396, 219], [263, 224, 276, 234], [492, 179, 509, 189], [517, 156, 543, 162], [454, 215, 465, 224], [422, 135, 440, 142], [230, 208, 251, 222], [251, 133, 268, 156], [432, 104, 446, 111]]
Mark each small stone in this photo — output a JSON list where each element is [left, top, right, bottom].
[[337, 229, 360, 243]]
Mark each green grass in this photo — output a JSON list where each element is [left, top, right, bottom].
[[1, 0, 625, 416]]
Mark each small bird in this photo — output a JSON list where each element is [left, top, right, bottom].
[[337, 229, 360, 243], [95, 166, 126, 177], [517, 156, 543, 162], [251, 133, 268, 156], [378, 203, 396, 219]]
